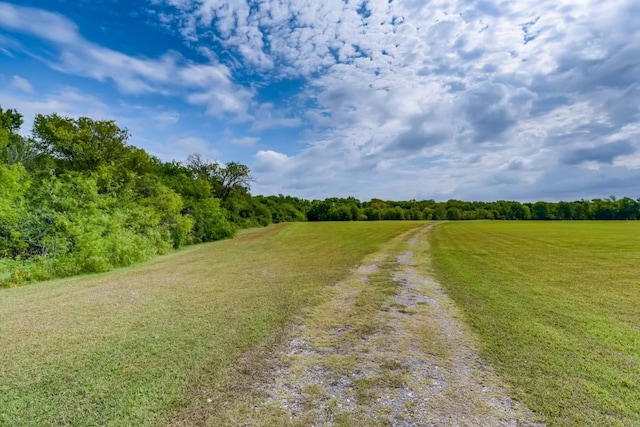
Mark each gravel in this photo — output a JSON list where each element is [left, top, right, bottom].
[[241, 226, 544, 426]]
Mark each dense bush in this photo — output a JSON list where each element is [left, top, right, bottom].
[[0, 108, 245, 286]]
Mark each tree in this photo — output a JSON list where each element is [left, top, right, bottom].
[[215, 162, 254, 201], [187, 154, 254, 201], [531, 202, 550, 220], [0, 107, 22, 134], [159, 161, 235, 242], [592, 198, 615, 220], [446, 207, 462, 220], [556, 202, 573, 220], [0, 107, 35, 166], [0, 163, 30, 258], [617, 197, 639, 220], [509, 202, 531, 220], [433, 206, 447, 220], [32, 114, 131, 172]]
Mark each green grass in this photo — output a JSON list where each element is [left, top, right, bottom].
[[0, 221, 422, 426], [431, 221, 640, 426]]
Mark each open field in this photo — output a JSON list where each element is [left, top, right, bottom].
[[4, 220, 639, 426], [431, 221, 640, 426], [0, 222, 422, 426]]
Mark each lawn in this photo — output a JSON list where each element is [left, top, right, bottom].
[[0, 221, 422, 426], [430, 221, 640, 426]]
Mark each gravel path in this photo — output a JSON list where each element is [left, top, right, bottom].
[[219, 225, 543, 426]]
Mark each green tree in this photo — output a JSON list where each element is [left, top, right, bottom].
[[433, 206, 447, 220], [446, 207, 462, 220], [0, 107, 36, 166], [531, 202, 550, 220], [556, 202, 573, 220], [187, 154, 254, 201], [617, 197, 639, 220], [32, 114, 131, 172], [135, 175, 194, 248], [160, 161, 235, 242], [0, 163, 30, 257]]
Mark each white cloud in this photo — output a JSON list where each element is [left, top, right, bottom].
[[10, 75, 32, 93], [231, 136, 259, 146], [175, 136, 217, 155], [253, 149, 292, 173], [0, 2, 252, 118], [248, 102, 303, 131], [0, 85, 113, 135], [4, 0, 640, 200], [150, 111, 181, 126], [0, 3, 79, 44], [195, 0, 638, 200]]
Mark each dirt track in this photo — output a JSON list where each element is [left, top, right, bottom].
[[177, 224, 543, 426]]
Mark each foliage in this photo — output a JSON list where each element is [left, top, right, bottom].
[[0, 108, 241, 286], [0, 163, 31, 259], [32, 113, 132, 172], [304, 197, 640, 222], [186, 153, 255, 201]]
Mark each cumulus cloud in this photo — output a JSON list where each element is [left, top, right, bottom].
[[461, 83, 518, 144], [254, 149, 292, 173], [234, 0, 640, 199], [4, 0, 640, 200]]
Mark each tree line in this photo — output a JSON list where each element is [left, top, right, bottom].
[[304, 197, 640, 221], [2, 106, 639, 286]]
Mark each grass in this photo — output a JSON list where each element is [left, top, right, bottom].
[[430, 221, 640, 426], [204, 224, 429, 427], [322, 354, 360, 375], [0, 221, 422, 426]]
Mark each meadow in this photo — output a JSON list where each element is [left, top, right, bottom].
[[431, 221, 640, 426], [0, 222, 421, 426], [3, 220, 640, 426]]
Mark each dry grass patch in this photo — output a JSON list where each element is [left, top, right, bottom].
[[322, 354, 360, 375]]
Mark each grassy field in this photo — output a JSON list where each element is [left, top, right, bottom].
[[0, 221, 422, 426], [431, 221, 640, 426]]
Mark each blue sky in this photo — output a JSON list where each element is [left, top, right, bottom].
[[1, 0, 639, 201]]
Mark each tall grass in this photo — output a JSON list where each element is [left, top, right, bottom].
[[431, 221, 640, 426], [0, 221, 422, 426]]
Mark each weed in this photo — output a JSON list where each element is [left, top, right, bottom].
[[322, 354, 360, 375], [353, 377, 380, 404]]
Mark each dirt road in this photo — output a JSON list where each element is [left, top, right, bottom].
[[177, 224, 542, 426]]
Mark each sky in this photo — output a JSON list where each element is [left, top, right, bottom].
[[0, 0, 639, 202]]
